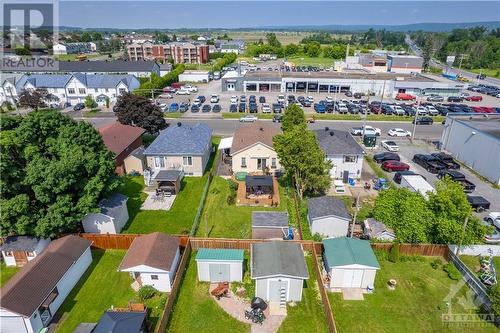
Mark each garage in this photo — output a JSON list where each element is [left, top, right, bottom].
[[195, 248, 244, 283], [323, 237, 380, 290]]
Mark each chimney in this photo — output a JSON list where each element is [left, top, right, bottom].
[[330, 131, 334, 136]]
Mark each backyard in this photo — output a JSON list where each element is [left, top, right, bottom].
[[0, 262, 19, 287], [55, 250, 166, 333], [329, 253, 498, 333], [166, 253, 250, 333], [460, 255, 500, 281]]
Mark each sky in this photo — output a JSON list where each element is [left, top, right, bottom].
[[57, 1, 500, 29]]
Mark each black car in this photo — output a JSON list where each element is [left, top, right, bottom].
[[381, 104, 394, 115], [240, 95, 247, 103], [301, 100, 312, 107], [249, 95, 257, 103], [202, 104, 211, 113], [212, 104, 221, 113], [73, 103, 85, 111], [345, 91, 353, 97], [259, 96, 266, 103], [272, 103, 282, 113], [191, 105, 200, 113], [447, 96, 463, 103], [249, 103, 258, 113], [412, 154, 447, 173], [287, 95, 296, 102], [239, 102, 246, 112], [297, 96, 305, 103], [393, 170, 417, 184], [413, 117, 434, 125], [373, 152, 400, 163], [435, 105, 449, 116], [197, 95, 206, 103], [229, 104, 237, 113], [272, 114, 283, 123], [179, 103, 189, 113]]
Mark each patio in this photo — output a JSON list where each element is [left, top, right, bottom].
[[141, 192, 176, 211], [236, 175, 280, 207]]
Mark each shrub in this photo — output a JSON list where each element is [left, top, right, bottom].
[[138, 285, 157, 300], [84, 95, 97, 109], [431, 258, 442, 270], [388, 242, 400, 263], [443, 263, 461, 280], [226, 179, 238, 205]]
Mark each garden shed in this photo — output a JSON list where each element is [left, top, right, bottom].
[[195, 248, 244, 282], [0, 236, 51, 267], [252, 211, 289, 239], [307, 196, 350, 238], [323, 237, 380, 290], [81, 193, 129, 234]]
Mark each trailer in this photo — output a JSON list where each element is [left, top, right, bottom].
[[400, 175, 435, 199]]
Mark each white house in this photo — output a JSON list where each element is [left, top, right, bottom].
[[307, 196, 350, 238], [195, 248, 244, 282], [323, 237, 380, 290], [119, 233, 180, 292], [314, 128, 364, 180], [0, 235, 92, 333], [0, 77, 19, 105], [0, 236, 51, 267], [81, 193, 129, 234]]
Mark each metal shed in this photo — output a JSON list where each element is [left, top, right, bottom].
[[252, 211, 289, 239], [195, 248, 244, 282]]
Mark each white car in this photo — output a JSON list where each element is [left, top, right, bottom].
[[176, 89, 190, 95], [426, 105, 439, 116], [388, 128, 411, 137], [381, 140, 400, 152], [307, 96, 314, 102], [416, 106, 427, 115], [325, 96, 333, 103], [486, 212, 500, 229], [277, 95, 286, 104], [239, 115, 258, 122], [183, 84, 198, 92], [351, 125, 381, 136], [261, 103, 271, 113], [230, 96, 238, 104], [210, 94, 219, 103]]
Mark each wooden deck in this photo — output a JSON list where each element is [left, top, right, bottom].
[[236, 176, 280, 207]]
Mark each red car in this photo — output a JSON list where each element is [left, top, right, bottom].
[[395, 93, 416, 101], [465, 95, 483, 102], [473, 106, 494, 113], [382, 160, 410, 172], [163, 86, 177, 93]]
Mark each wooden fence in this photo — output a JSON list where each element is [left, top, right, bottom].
[[312, 244, 337, 333], [370, 243, 450, 258], [189, 237, 318, 252], [78, 233, 140, 249]]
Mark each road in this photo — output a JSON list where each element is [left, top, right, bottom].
[[405, 35, 500, 87]]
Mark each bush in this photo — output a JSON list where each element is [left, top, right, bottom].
[[84, 95, 97, 109], [431, 258, 442, 270], [138, 285, 157, 300], [388, 242, 400, 263], [443, 263, 461, 280], [226, 179, 238, 205]]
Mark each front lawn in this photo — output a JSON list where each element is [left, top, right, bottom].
[[119, 175, 208, 234], [278, 255, 329, 333], [55, 250, 166, 333], [167, 253, 250, 333], [329, 254, 497, 333], [0, 262, 19, 287], [195, 176, 289, 238]]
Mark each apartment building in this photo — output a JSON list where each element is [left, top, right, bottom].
[[127, 41, 209, 64]]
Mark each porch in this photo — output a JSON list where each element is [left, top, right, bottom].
[[236, 175, 280, 207]]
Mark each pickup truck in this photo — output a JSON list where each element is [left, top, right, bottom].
[[351, 125, 381, 136], [431, 152, 460, 170], [437, 170, 476, 193], [412, 154, 447, 174]]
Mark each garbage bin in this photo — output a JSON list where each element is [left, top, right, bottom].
[[363, 134, 377, 148]]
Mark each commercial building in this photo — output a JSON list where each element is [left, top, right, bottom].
[[387, 55, 423, 74], [127, 41, 209, 64], [53, 42, 96, 55], [178, 70, 210, 83], [441, 114, 500, 185]]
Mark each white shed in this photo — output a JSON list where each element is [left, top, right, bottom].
[[119, 233, 180, 292], [82, 193, 129, 234], [323, 237, 380, 290], [307, 196, 350, 238], [0, 236, 51, 267], [178, 70, 210, 83], [195, 248, 244, 282]]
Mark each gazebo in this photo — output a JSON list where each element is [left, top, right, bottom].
[[245, 175, 273, 197], [152, 170, 182, 195]]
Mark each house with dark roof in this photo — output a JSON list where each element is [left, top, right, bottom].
[[307, 196, 350, 238], [231, 121, 281, 175], [252, 211, 289, 239], [92, 310, 147, 333], [314, 128, 364, 180], [144, 122, 212, 177], [0, 236, 51, 267], [119, 233, 180, 292], [82, 193, 129, 234], [323, 237, 380, 290], [99, 122, 146, 175], [0, 235, 92, 333], [251, 242, 309, 303]]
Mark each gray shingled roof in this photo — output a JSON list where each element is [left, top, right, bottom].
[[58, 60, 158, 73], [130, 146, 145, 159], [314, 129, 364, 156], [144, 123, 212, 156], [100, 193, 128, 219], [154, 169, 182, 182], [308, 196, 350, 220], [93, 311, 146, 333], [251, 242, 309, 279], [252, 212, 288, 228], [0, 236, 40, 252]]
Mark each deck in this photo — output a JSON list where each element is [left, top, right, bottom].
[[236, 176, 280, 207]]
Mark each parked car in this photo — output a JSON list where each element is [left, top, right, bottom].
[[447, 96, 463, 102], [272, 103, 282, 113], [179, 103, 189, 113], [229, 104, 237, 113], [168, 102, 179, 112], [486, 212, 500, 229], [437, 170, 476, 193], [382, 160, 410, 172], [191, 104, 200, 112], [412, 154, 447, 173], [249, 103, 258, 113], [163, 86, 176, 93], [262, 103, 271, 113], [426, 105, 439, 116], [467, 195, 491, 212], [373, 152, 400, 163], [212, 104, 221, 113], [388, 128, 411, 137], [395, 93, 416, 101], [249, 95, 257, 103], [197, 96, 206, 103], [240, 115, 258, 123], [426, 94, 444, 102], [73, 103, 85, 111], [381, 140, 399, 152], [239, 103, 246, 112], [259, 96, 266, 103], [176, 89, 190, 95], [272, 114, 283, 123], [210, 94, 219, 103], [393, 170, 417, 184], [351, 125, 381, 136], [430, 152, 460, 169], [183, 84, 198, 92], [277, 95, 286, 104], [465, 95, 483, 102], [202, 104, 211, 113], [413, 117, 434, 125], [314, 103, 326, 113], [230, 96, 238, 104]]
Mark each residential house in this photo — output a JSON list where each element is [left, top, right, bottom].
[[231, 122, 281, 175], [0, 236, 51, 267], [251, 242, 309, 303], [119, 233, 180, 292], [252, 211, 289, 239], [56, 60, 161, 78], [314, 128, 364, 180], [144, 122, 212, 177], [98, 121, 146, 175], [323, 237, 380, 290], [0, 77, 19, 105], [81, 193, 129, 234], [196, 248, 244, 283], [0, 235, 92, 333], [307, 196, 350, 238], [363, 218, 396, 242]]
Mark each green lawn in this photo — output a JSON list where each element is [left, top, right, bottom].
[[469, 68, 500, 79], [167, 254, 250, 333], [0, 262, 19, 287], [287, 56, 335, 67], [278, 255, 329, 333], [55, 250, 166, 333], [195, 176, 289, 238], [329, 254, 497, 333], [460, 255, 500, 281], [163, 112, 183, 119], [222, 113, 274, 120], [54, 53, 100, 61]]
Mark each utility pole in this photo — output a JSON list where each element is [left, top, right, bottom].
[[379, 79, 386, 105], [350, 193, 361, 238], [410, 89, 421, 143], [456, 215, 469, 255]]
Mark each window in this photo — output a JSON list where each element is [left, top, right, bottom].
[[4, 251, 13, 256], [119, 88, 126, 95], [271, 158, 277, 169], [344, 155, 357, 163], [154, 156, 165, 168], [78, 88, 86, 95], [94, 88, 98, 93], [241, 157, 246, 168], [105, 88, 109, 93], [68, 88, 75, 94], [183, 156, 193, 166], [151, 275, 158, 280], [27, 251, 36, 257]]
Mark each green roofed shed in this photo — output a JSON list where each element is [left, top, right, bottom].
[[196, 248, 244, 261], [195, 248, 244, 282]]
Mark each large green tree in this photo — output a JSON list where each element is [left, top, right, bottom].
[[0, 111, 118, 237], [114, 93, 166, 134], [281, 104, 305, 132], [18, 88, 48, 110]]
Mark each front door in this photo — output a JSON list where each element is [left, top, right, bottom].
[[342, 270, 364, 288], [269, 279, 288, 301], [209, 264, 230, 282], [13, 251, 28, 266], [342, 170, 349, 183]]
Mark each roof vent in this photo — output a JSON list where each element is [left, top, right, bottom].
[[330, 131, 334, 136], [177, 122, 182, 127], [325, 127, 329, 131]]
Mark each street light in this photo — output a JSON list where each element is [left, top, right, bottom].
[[411, 89, 422, 142]]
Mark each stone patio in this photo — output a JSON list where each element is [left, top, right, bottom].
[[140, 191, 176, 210], [341, 288, 365, 300]]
